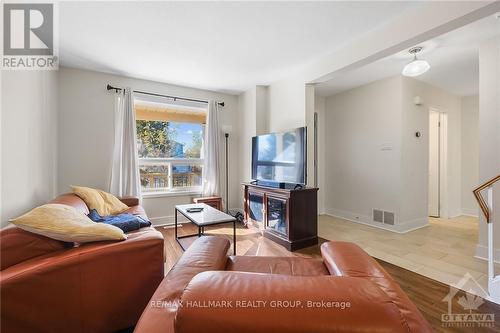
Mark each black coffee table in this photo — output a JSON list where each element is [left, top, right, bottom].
[[175, 203, 237, 255]]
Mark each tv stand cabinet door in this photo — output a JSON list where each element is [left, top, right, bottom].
[[245, 189, 266, 228], [265, 194, 289, 238]]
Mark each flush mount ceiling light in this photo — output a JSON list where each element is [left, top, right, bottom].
[[402, 46, 430, 77]]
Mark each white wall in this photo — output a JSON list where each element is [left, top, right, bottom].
[[461, 95, 479, 216], [324, 75, 465, 232], [325, 76, 404, 231], [236, 88, 256, 201], [305, 84, 316, 188], [400, 76, 462, 222], [255, 86, 269, 136], [476, 36, 500, 261], [267, 75, 307, 132], [58, 67, 240, 225], [314, 94, 326, 214], [1, 71, 58, 227]]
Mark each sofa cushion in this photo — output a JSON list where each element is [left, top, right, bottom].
[[225, 256, 329, 276], [72, 185, 129, 216], [10, 204, 127, 243]]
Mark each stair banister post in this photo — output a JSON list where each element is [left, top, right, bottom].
[[488, 186, 494, 282]]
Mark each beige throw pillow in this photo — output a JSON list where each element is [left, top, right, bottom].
[[72, 186, 129, 216], [10, 204, 127, 243]]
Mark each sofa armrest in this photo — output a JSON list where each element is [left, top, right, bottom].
[[320, 241, 433, 332], [1, 227, 164, 333], [134, 236, 230, 333], [0, 226, 70, 270], [119, 196, 139, 207], [175, 271, 412, 333], [321, 241, 390, 278]]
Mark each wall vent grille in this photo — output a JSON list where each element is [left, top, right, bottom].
[[373, 209, 384, 223], [384, 211, 395, 225], [373, 209, 395, 225]]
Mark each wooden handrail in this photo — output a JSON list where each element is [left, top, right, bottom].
[[473, 174, 500, 223]]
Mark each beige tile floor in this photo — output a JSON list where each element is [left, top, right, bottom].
[[319, 214, 499, 291]]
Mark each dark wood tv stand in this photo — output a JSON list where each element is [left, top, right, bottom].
[[243, 183, 318, 251]]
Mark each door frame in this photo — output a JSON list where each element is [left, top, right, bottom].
[[428, 107, 448, 218]]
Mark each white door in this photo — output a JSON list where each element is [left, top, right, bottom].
[[428, 111, 440, 217]]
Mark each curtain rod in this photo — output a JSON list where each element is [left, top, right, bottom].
[[106, 84, 225, 107]]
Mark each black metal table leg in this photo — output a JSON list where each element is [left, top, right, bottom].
[[175, 208, 187, 251], [175, 209, 178, 239], [233, 220, 236, 255]]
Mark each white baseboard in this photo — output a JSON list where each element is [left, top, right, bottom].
[[149, 215, 188, 227], [475, 244, 500, 264], [461, 208, 479, 217], [324, 208, 428, 234], [400, 217, 429, 232]]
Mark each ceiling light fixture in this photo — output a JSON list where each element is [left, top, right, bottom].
[[402, 46, 430, 77]]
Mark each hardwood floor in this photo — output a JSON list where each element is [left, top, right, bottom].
[[318, 214, 499, 293], [156, 222, 500, 332], [382, 259, 500, 333]]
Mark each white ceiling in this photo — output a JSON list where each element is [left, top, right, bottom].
[[316, 14, 500, 97], [59, 1, 417, 95]]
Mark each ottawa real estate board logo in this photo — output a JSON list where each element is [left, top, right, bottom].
[[442, 273, 495, 329], [2, 2, 58, 70]]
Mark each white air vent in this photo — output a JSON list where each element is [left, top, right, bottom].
[[373, 209, 383, 223], [384, 211, 395, 225], [373, 209, 395, 225]]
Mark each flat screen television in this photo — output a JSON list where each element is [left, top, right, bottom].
[[251, 127, 307, 186]]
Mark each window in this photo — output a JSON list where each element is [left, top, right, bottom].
[[135, 99, 206, 194]]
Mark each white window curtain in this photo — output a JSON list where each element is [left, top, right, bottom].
[[110, 87, 142, 200], [202, 101, 220, 196]]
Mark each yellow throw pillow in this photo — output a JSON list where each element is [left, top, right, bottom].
[[10, 204, 127, 243], [71, 186, 129, 216]]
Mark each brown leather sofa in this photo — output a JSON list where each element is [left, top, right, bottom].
[[135, 236, 432, 333], [0, 193, 165, 333]]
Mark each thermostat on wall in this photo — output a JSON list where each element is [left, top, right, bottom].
[[414, 96, 424, 105]]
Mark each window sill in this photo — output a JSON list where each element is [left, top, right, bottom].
[[142, 190, 202, 199]]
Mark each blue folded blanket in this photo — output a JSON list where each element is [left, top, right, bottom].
[[87, 209, 151, 233]]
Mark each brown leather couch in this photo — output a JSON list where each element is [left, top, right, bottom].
[[0, 193, 165, 333], [135, 236, 432, 333]]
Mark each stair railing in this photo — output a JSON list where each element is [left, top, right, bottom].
[[473, 175, 500, 223], [473, 174, 500, 302]]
